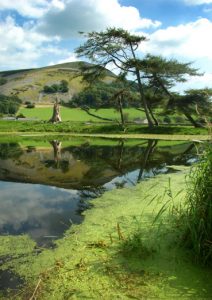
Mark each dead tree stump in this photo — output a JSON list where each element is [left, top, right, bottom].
[[49, 98, 62, 123]]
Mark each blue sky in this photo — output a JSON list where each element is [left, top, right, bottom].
[[0, 0, 212, 90]]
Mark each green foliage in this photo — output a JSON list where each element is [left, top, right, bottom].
[[121, 230, 155, 258], [0, 142, 23, 159], [26, 103, 35, 108], [70, 81, 139, 109], [163, 116, 171, 124], [0, 94, 22, 114], [16, 113, 26, 119], [180, 147, 212, 265], [76, 28, 201, 127], [0, 77, 7, 85], [43, 80, 69, 94]]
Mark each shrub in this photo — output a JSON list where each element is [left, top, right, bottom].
[[0, 94, 21, 114], [26, 103, 35, 108], [16, 113, 26, 119], [0, 77, 7, 85], [175, 116, 184, 124], [181, 147, 212, 265], [163, 116, 171, 124]]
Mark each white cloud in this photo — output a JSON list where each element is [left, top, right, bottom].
[[141, 18, 212, 91], [37, 0, 161, 38], [174, 72, 212, 91], [0, 16, 67, 70], [0, 0, 49, 18], [142, 18, 212, 60], [48, 53, 79, 66], [184, 0, 212, 5], [0, 0, 66, 18]]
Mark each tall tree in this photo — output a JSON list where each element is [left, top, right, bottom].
[[75, 29, 201, 127], [75, 28, 155, 127], [134, 54, 201, 125], [167, 88, 212, 127]]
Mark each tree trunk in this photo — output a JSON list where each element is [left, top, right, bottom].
[[137, 140, 157, 182], [148, 105, 159, 126], [81, 107, 113, 122], [118, 95, 125, 128], [182, 108, 204, 128], [129, 42, 154, 128], [49, 98, 62, 123], [50, 140, 61, 168], [135, 69, 155, 128]]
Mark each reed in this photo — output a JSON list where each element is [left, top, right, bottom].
[[182, 147, 212, 265]]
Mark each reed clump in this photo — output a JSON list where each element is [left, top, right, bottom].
[[182, 147, 212, 265]]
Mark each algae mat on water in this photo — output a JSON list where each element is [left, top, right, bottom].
[[0, 168, 212, 299]]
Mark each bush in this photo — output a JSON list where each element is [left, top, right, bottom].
[[16, 113, 26, 119], [0, 94, 21, 114], [181, 147, 212, 265], [163, 116, 171, 124], [0, 77, 7, 85], [175, 116, 184, 124], [26, 103, 35, 108], [43, 80, 69, 94]]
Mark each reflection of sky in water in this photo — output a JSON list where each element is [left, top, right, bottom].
[[104, 165, 169, 189], [0, 181, 83, 245], [0, 141, 198, 245]]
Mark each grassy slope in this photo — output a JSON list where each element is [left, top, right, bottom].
[[0, 61, 115, 103], [18, 107, 146, 122], [0, 169, 212, 299]]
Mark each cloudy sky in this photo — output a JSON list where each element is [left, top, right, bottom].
[[0, 0, 212, 89]]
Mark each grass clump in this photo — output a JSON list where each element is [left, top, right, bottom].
[[121, 230, 155, 259], [181, 147, 212, 265]]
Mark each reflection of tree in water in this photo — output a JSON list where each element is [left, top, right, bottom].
[[62, 140, 198, 180], [137, 140, 158, 182], [44, 141, 69, 172], [0, 143, 23, 159]]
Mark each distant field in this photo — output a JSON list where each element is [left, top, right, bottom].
[[19, 107, 146, 122]]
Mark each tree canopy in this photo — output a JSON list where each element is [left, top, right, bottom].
[[75, 27, 201, 127]]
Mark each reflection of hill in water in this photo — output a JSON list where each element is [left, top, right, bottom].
[[0, 140, 196, 189]]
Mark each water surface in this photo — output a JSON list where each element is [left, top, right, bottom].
[[0, 138, 197, 245]]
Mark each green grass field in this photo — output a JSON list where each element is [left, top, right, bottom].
[[19, 107, 146, 122]]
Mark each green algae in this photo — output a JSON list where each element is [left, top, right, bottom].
[[0, 169, 212, 299]]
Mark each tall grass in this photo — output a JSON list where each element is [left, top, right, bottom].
[[182, 147, 212, 265]]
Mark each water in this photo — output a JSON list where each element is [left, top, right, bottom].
[[0, 139, 197, 245]]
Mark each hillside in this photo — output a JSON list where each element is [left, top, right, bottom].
[[0, 61, 115, 104]]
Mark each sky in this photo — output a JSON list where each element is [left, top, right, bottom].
[[0, 0, 212, 91]]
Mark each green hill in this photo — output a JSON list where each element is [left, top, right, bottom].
[[0, 61, 115, 104]]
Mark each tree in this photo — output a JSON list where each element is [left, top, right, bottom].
[[75, 28, 201, 128], [166, 88, 212, 127], [75, 28, 155, 127], [133, 54, 201, 125]]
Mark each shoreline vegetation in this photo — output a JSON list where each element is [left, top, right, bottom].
[[0, 168, 212, 299], [0, 119, 210, 141], [0, 131, 210, 142]]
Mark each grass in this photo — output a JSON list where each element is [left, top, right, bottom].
[[19, 107, 146, 122], [0, 119, 209, 136], [179, 147, 212, 265]]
